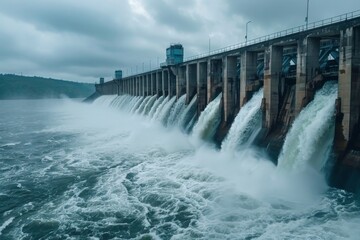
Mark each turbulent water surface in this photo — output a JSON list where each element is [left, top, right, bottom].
[[1, 98, 360, 239]]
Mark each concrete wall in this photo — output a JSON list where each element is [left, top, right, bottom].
[[95, 81, 117, 95], [146, 74, 151, 96], [223, 56, 237, 123], [264, 45, 283, 130], [207, 59, 222, 104], [157, 71, 163, 97], [240, 51, 258, 107], [197, 61, 208, 114], [295, 37, 320, 115], [141, 76, 145, 96], [169, 70, 176, 98], [186, 64, 197, 104], [337, 26, 360, 148], [162, 70, 169, 96], [177, 66, 186, 99], [151, 73, 156, 96]]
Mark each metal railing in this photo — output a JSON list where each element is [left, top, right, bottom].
[[122, 10, 360, 78], [123, 64, 164, 78], [184, 9, 360, 62]]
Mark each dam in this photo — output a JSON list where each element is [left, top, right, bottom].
[[90, 10, 360, 192]]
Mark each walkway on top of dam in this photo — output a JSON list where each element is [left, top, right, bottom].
[[123, 9, 360, 77], [184, 10, 360, 61]]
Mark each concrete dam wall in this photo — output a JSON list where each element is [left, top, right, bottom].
[[91, 12, 360, 192]]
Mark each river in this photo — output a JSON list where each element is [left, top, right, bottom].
[[0, 97, 359, 239]]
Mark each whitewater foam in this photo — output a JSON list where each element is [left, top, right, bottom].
[[1, 97, 359, 239], [278, 81, 338, 172], [192, 93, 222, 142], [221, 88, 263, 152], [0, 217, 14, 236], [167, 95, 186, 127], [148, 96, 165, 118]]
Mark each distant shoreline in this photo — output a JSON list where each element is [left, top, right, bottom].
[[0, 97, 86, 101], [0, 74, 95, 100]]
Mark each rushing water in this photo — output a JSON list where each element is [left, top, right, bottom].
[[191, 94, 222, 142], [278, 81, 338, 173], [221, 88, 264, 152], [1, 97, 360, 239]]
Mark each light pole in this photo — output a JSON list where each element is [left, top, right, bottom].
[[305, 0, 309, 29], [208, 36, 211, 55], [245, 20, 252, 45]]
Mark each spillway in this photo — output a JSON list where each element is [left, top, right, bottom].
[[221, 88, 264, 152], [191, 94, 222, 142], [277, 81, 338, 172]]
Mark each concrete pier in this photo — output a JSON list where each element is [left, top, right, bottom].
[[264, 45, 283, 130], [223, 56, 237, 123], [141, 76, 145, 96], [337, 26, 360, 149], [146, 74, 151, 96], [157, 71, 163, 97], [135, 77, 139, 96], [168, 70, 175, 98], [132, 78, 135, 95], [136, 77, 139, 96], [295, 37, 320, 115], [197, 61, 207, 113], [207, 59, 222, 104], [151, 72, 156, 96], [162, 70, 169, 96], [186, 64, 197, 104], [177, 66, 186, 99], [240, 51, 258, 107]]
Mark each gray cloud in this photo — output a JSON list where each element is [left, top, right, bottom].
[[0, 1, 129, 38], [141, 0, 203, 33], [225, 0, 360, 31], [0, 0, 358, 83]]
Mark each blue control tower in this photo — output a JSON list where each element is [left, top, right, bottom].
[[162, 44, 184, 67], [115, 70, 122, 80]]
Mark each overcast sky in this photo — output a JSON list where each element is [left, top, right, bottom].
[[0, 0, 358, 83]]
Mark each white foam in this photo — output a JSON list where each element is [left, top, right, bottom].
[[3, 94, 357, 239], [191, 93, 222, 142], [278, 81, 338, 172], [1, 142, 21, 147], [221, 88, 263, 152], [0, 217, 14, 236], [148, 96, 165, 118]]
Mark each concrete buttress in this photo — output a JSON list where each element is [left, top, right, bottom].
[[223, 56, 237, 123], [186, 64, 197, 104], [295, 36, 320, 115], [177, 66, 186, 99], [240, 51, 258, 107], [264, 45, 283, 130], [337, 26, 360, 147], [197, 62, 207, 114]]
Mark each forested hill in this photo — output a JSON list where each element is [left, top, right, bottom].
[[0, 74, 95, 99]]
